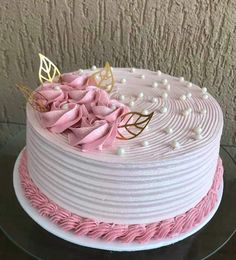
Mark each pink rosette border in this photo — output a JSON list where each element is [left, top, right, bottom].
[[19, 149, 223, 244]]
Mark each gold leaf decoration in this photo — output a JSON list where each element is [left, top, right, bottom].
[[38, 53, 61, 84], [16, 84, 49, 112], [87, 62, 114, 93], [117, 111, 154, 140]]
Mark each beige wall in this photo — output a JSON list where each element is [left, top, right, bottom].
[[0, 0, 235, 144]]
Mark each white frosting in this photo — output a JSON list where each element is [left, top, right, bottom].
[[26, 68, 223, 225]]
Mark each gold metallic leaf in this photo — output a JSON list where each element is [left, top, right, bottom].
[[16, 84, 49, 112], [117, 111, 154, 140], [38, 53, 61, 84], [87, 62, 114, 93]]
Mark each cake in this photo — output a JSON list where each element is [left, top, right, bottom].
[[16, 55, 224, 247]]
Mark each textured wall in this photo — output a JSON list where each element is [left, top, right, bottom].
[[0, 0, 235, 145]]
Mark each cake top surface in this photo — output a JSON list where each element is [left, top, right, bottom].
[[27, 67, 223, 165]]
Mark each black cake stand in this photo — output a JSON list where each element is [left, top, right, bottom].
[[0, 122, 235, 260]]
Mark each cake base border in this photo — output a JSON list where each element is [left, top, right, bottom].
[[13, 148, 224, 251]]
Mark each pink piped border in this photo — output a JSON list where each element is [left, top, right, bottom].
[[19, 150, 223, 243]]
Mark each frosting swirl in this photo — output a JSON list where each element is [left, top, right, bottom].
[[36, 73, 129, 150]]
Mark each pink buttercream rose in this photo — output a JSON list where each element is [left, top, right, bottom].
[[68, 119, 119, 151], [61, 73, 89, 89], [68, 86, 97, 110], [67, 98, 129, 150], [35, 72, 130, 151], [39, 102, 88, 133], [35, 73, 90, 106], [35, 87, 68, 106], [92, 100, 130, 123]]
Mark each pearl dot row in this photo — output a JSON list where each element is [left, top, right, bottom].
[[130, 67, 162, 77], [116, 124, 205, 155]]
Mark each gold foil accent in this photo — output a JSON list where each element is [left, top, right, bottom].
[[16, 84, 49, 112], [38, 53, 61, 84], [87, 62, 114, 93], [117, 111, 154, 140]]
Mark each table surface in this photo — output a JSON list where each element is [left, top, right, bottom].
[[0, 123, 235, 260]]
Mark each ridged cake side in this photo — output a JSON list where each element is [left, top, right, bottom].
[[26, 68, 223, 225]]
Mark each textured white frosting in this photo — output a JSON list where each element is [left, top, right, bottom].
[[26, 68, 223, 224]]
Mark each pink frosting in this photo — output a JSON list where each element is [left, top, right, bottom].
[[19, 149, 223, 243], [36, 74, 129, 150]]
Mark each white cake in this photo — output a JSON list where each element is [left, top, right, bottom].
[[17, 65, 224, 244]]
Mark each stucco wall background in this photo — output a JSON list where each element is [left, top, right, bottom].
[[0, 0, 235, 145]]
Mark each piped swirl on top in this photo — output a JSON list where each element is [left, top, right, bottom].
[[36, 73, 130, 151]]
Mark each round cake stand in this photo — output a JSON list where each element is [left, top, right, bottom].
[[0, 124, 236, 260]]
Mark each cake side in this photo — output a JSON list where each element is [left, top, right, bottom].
[[19, 149, 224, 243], [26, 68, 223, 225]]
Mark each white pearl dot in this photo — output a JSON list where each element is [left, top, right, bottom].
[[62, 104, 69, 110], [182, 109, 189, 116], [129, 100, 135, 107], [179, 77, 184, 82], [160, 106, 167, 113], [161, 92, 168, 99], [202, 87, 207, 93], [194, 134, 203, 140], [202, 94, 209, 99], [186, 92, 192, 98], [138, 92, 144, 99], [180, 94, 186, 101], [119, 95, 125, 101], [157, 70, 162, 76], [142, 109, 149, 115], [165, 84, 171, 91], [53, 86, 61, 91], [165, 126, 173, 134], [200, 108, 207, 114], [152, 82, 158, 88], [121, 78, 126, 84], [110, 104, 116, 110], [194, 126, 202, 134], [95, 74, 100, 80], [91, 65, 97, 71], [187, 107, 192, 113], [161, 79, 168, 85], [186, 82, 192, 88], [141, 140, 149, 147], [116, 147, 125, 156], [78, 69, 84, 74], [130, 67, 136, 73], [171, 140, 180, 149], [140, 74, 145, 79], [152, 97, 158, 103]]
